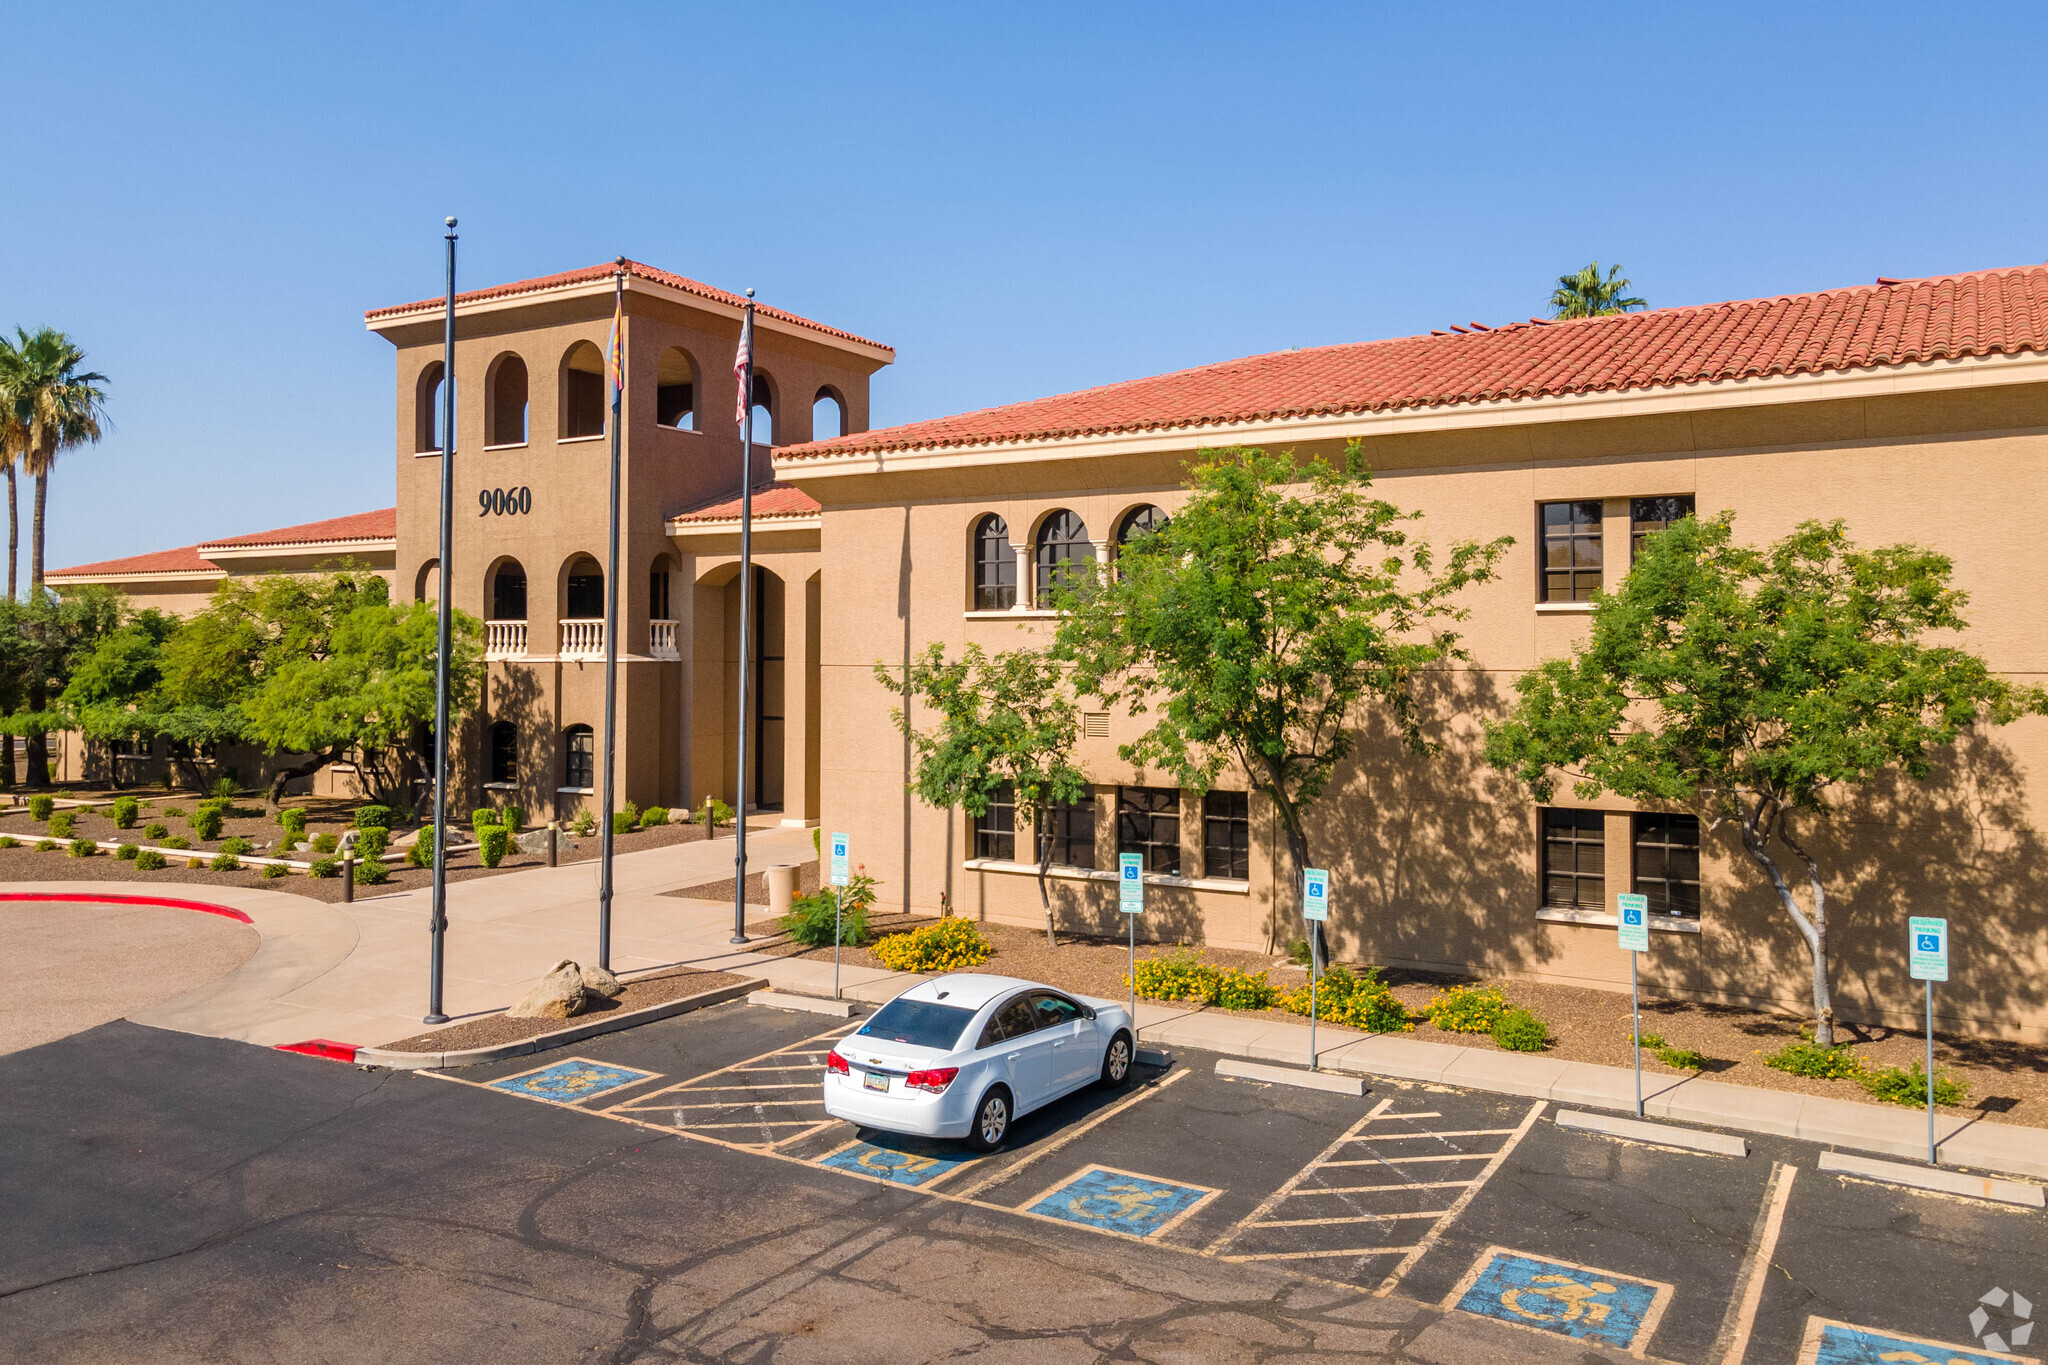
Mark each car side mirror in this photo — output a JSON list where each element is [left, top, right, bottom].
[[1081, 1006, 1096, 1020]]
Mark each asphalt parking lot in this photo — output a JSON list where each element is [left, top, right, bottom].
[[441, 998, 2047, 1365]]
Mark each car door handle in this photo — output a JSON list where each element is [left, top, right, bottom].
[[1006, 1052, 1022, 1062]]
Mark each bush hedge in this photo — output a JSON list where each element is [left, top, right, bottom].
[[48, 812, 75, 839], [612, 811, 635, 836], [1492, 1008, 1550, 1052], [68, 838, 96, 858], [144, 822, 169, 839], [478, 825, 511, 868], [354, 826, 389, 860], [1281, 965, 1413, 1032], [353, 857, 390, 885], [35, 839, 57, 852], [639, 805, 669, 829], [471, 807, 498, 830], [261, 863, 292, 879], [112, 796, 140, 829], [279, 807, 308, 840], [408, 826, 434, 868], [190, 806, 224, 841], [872, 918, 991, 972], [354, 805, 392, 830], [1128, 950, 1279, 1011], [1423, 985, 1513, 1034], [310, 831, 338, 854], [27, 794, 54, 820], [218, 836, 253, 856], [117, 843, 140, 861], [309, 857, 340, 878], [209, 851, 241, 871], [134, 849, 168, 871], [0, 835, 21, 849]]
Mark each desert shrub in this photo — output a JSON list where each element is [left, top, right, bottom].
[[1282, 965, 1413, 1032], [309, 857, 339, 878], [47, 812, 75, 838], [705, 797, 735, 827], [353, 857, 389, 885], [1493, 1008, 1551, 1052], [68, 838, 96, 858], [570, 809, 596, 836], [408, 826, 434, 868], [209, 851, 240, 870], [873, 918, 991, 972], [1634, 1032, 1708, 1071], [35, 838, 57, 852], [212, 776, 237, 800], [0, 835, 17, 849], [1859, 1062, 1968, 1107], [502, 805, 525, 832], [27, 794, 53, 820], [781, 889, 871, 947], [1764, 1040, 1862, 1080], [116, 843, 140, 861], [161, 835, 191, 849], [134, 849, 168, 871], [1286, 939, 1312, 967], [278, 807, 308, 840], [310, 831, 338, 854], [190, 806, 224, 841], [621, 799, 641, 826], [261, 863, 291, 879], [353, 805, 392, 830], [218, 836, 253, 856], [639, 805, 669, 829], [112, 796, 140, 829], [478, 825, 511, 868], [163, 805, 186, 817], [1424, 985, 1513, 1034], [612, 811, 635, 836], [1130, 949, 1220, 1003], [354, 826, 389, 860], [1213, 967, 1279, 1011], [471, 807, 499, 831], [144, 822, 169, 839]]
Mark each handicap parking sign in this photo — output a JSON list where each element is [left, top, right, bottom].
[[1302, 868, 1329, 923], [1616, 893, 1649, 952], [1118, 852, 1144, 914], [1909, 916, 1948, 982], [830, 832, 850, 887]]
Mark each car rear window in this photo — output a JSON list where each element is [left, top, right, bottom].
[[857, 999, 976, 1051]]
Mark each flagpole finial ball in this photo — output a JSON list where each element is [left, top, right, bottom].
[[616, 255, 627, 268], [746, 288, 755, 298], [444, 216, 456, 228]]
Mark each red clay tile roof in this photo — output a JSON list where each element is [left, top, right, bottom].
[[780, 264, 2048, 460], [46, 543, 222, 580], [668, 482, 821, 523], [366, 259, 892, 356], [199, 507, 396, 551]]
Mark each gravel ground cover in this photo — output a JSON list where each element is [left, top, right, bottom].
[[665, 860, 822, 907], [377, 966, 754, 1052], [0, 791, 707, 903], [772, 915, 2047, 1127]]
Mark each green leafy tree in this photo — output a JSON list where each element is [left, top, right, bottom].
[[878, 642, 1088, 945], [1482, 513, 2043, 1043], [1054, 444, 1510, 965], [0, 585, 125, 787], [1549, 261, 1647, 319]]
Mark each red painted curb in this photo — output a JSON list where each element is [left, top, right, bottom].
[[0, 891, 254, 924], [275, 1039, 360, 1063]]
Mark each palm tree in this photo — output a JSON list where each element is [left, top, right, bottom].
[[0, 338, 25, 601], [0, 328, 107, 787], [1549, 262, 1647, 319]]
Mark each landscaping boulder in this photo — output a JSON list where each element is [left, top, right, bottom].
[[579, 964, 624, 999], [507, 960, 589, 1019], [514, 828, 570, 857]]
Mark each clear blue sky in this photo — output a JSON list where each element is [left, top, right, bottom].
[[8, 3, 2045, 571]]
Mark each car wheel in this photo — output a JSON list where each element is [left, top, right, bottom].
[[1100, 1030, 1133, 1086], [964, 1085, 1011, 1152]]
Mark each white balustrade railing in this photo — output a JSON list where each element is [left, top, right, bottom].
[[559, 618, 605, 659], [650, 619, 679, 659], [485, 619, 528, 659]]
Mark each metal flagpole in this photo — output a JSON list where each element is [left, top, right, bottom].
[[596, 259, 626, 972], [424, 216, 457, 1025], [730, 291, 756, 945]]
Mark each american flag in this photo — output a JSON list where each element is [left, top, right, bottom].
[[607, 289, 625, 400], [733, 306, 753, 432]]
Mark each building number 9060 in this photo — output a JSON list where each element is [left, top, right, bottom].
[[479, 486, 531, 517]]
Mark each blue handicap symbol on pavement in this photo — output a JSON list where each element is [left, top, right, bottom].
[[818, 1137, 976, 1187], [1807, 1317, 2023, 1365], [1453, 1249, 1667, 1351], [488, 1058, 658, 1104], [1026, 1166, 1213, 1238]]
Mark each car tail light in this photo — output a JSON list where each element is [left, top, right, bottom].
[[827, 1051, 849, 1075], [903, 1067, 959, 1094]]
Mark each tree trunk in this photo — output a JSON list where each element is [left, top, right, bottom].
[[24, 688, 48, 788], [266, 746, 347, 806], [1738, 799, 1836, 1045], [1262, 757, 1322, 970], [1036, 823, 1056, 947], [30, 469, 45, 593], [6, 464, 16, 601], [0, 726, 13, 790]]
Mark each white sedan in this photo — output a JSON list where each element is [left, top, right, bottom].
[[823, 974, 1135, 1151]]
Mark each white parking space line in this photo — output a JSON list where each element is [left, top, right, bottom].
[[1371, 1101, 1545, 1297], [604, 1022, 855, 1151], [1289, 1180, 1475, 1194], [1205, 1099, 1394, 1257], [948, 1068, 1192, 1198], [1253, 1211, 1454, 1228], [1342, 1128, 1520, 1141], [1232, 1245, 1424, 1262], [1323, 1154, 1495, 1166], [1712, 1162, 1798, 1365]]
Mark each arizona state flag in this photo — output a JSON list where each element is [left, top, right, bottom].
[[733, 305, 753, 431], [607, 286, 625, 400]]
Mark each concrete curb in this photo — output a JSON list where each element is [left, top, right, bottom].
[[354, 976, 765, 1070]]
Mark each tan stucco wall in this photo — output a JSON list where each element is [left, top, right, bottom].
[[800, 381, 2048, 1040]]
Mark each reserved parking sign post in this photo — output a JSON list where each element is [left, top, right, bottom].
[[1119, 854, 1144, 1020], [1909, 915, 1949, 1164], [1303, 869, 1329, 1071], [1617, 893, 1649, 1117], [830, 833, 851, 1000]]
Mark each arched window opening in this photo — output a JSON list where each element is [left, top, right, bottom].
[[415, 362, 447, 453], [490, 561, 527, 620], [656, 347, 698, 430], [488, 721, 518, 785], [564, 555, 604, 619], [649, 553, 673, 620], [560, 341, 606, 439], [486, 354, 529, 446], [414, 559, 439, 604], [748, 371, 775, 445], [1034, 510, 1095, 599], [562, 725, 594, 790], [812, 387, 845, 441], [973, 514, 1017, 611], [1116, 504, 1167, 548]]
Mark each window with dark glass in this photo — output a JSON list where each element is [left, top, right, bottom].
[[1540, 500, 1603, 602], [1630, 495, 1696, 560], [1541, 808, 1605, 911], [1034, 509, 1096, 599], [1118, 786, 1181, 875], [974, 514, 1017, 611], [1202, 790, 1250, 880], [565, 560, 604, 618], [563, 725, 594, 790], [489, 721, 518, 784], [561, 343, 606, 439], [491, 566, 526, 620], [1116, 504, 1166, 548], [1634, 813, 1701, 919], [1043, 795, 1095, 868], [975, 781, 1015, 860], [649, 567, 670, 619]]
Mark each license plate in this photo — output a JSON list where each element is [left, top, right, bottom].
[[862, 1069, 889, 1093]]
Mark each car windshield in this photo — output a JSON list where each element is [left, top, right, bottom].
[[857, 999, 976, 1051]]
